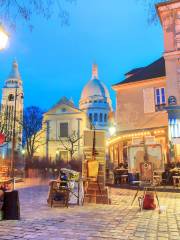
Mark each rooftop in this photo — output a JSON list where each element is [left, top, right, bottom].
[[113, 57, 166, 87]]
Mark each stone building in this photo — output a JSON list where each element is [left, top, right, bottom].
[[37, 97, 89, 162], [0, 60, 24, 157], [36, 64, 112, 162], [79, 64, 112, 130], [157, 0, 180, 154], [108, 57, 169, 168], [108, 0, 180, 169]]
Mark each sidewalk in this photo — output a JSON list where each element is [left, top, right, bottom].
[[0, 184, 180, 239]]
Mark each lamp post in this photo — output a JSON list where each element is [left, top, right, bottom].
[[76, 118, 82, 156], [10, 88, 23, 190], [21, 149, 26, 179]]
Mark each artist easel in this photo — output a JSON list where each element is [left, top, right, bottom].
[[131, 162, 160, 210]]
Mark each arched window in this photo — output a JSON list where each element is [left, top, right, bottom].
[[104, 113, 107, 122], [89, 113, 92, 122], [100, 113, 103, 122], [94, 113, 98, 122]]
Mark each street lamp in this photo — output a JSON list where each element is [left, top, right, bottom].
[[21, 149, 26, 179], [109, 125, 116, 137], [10, 88, 23, 190], [76, 118, 82, 156], [0, 25, 9, 50], [21, 149, 25, 155]]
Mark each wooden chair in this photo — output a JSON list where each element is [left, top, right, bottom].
[[49, 181, 70, 208]]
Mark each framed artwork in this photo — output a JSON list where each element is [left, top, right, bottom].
[[140, 162, 153, 182], [146, 144, 164, 171], [128, 145, 145, 172]]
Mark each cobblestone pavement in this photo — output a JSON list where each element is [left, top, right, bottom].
[[0, 185, 180, 240]]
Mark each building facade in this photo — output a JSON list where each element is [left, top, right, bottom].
[[157, 0, 180, 156], [79, 64, 112, 130], [0, 60, 24, 156], [108, 57, 169, 168], [36, 64, 112, 162], [37, 97, 89, 162]]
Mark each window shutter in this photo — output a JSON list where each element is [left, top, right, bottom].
[[143, 88, 155, 113]]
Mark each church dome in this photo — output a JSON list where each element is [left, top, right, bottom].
[[80, 64, 110, 100], [81, 78, 110, 100], [79, 64, 112, 132]]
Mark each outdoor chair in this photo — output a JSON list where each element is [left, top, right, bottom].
[[49, 181, 70, 208]]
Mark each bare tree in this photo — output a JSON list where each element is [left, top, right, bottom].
[[19, 106, 45, 159], [0, 107, 14, 145], [0, 0, 76, 29], [136, 0, 169, 24], [59, 130, 82, 162]]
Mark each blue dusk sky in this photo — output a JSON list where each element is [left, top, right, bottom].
[[0, 0, 164, 111]]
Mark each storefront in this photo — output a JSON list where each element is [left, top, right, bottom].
[[108, 126, 168, 170]]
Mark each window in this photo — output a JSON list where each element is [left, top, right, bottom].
[[89, 113, 92, 122], [8, 94, 14, 101], [100, 113, 103, 122], [155, 88, 166, 105], [60, 122, 68, 137], [104, 113, 107, 122], [94, 113, 98, 122]]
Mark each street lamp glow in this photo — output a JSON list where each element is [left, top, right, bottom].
[[109, 126, 116, 136], [0, 25, 9, 50], [21, 149, 25, 155]]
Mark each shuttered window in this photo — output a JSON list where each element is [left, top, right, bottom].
[[60, 122, 68, 137], [155, 88, 166, 105]]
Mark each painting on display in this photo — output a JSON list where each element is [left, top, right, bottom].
[[140, 162, 153, 182], [128, 144, 164, 172], [128, 146, 145, 172], [147, 144, 164, 171]]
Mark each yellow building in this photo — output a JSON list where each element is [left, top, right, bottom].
[[37, 97, 89, 162], [108, 57, 169, 168]]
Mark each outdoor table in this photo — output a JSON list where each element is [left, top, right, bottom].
[[113, 169, 128, 184], [47, 179, 84, 206]]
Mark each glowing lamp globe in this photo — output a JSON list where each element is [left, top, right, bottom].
[[0, 25, 9, 50], [0, 133, 5, 145], [21, 149, 25, 155], [109, 126, 116, 136]]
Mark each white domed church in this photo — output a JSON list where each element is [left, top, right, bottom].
[[79, 64, 112, 130], [37, 64, 112, 161]]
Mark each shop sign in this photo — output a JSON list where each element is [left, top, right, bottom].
[[168, 96, 177, 106]]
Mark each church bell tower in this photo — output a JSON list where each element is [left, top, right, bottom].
[[0, 60, 24, 153]]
